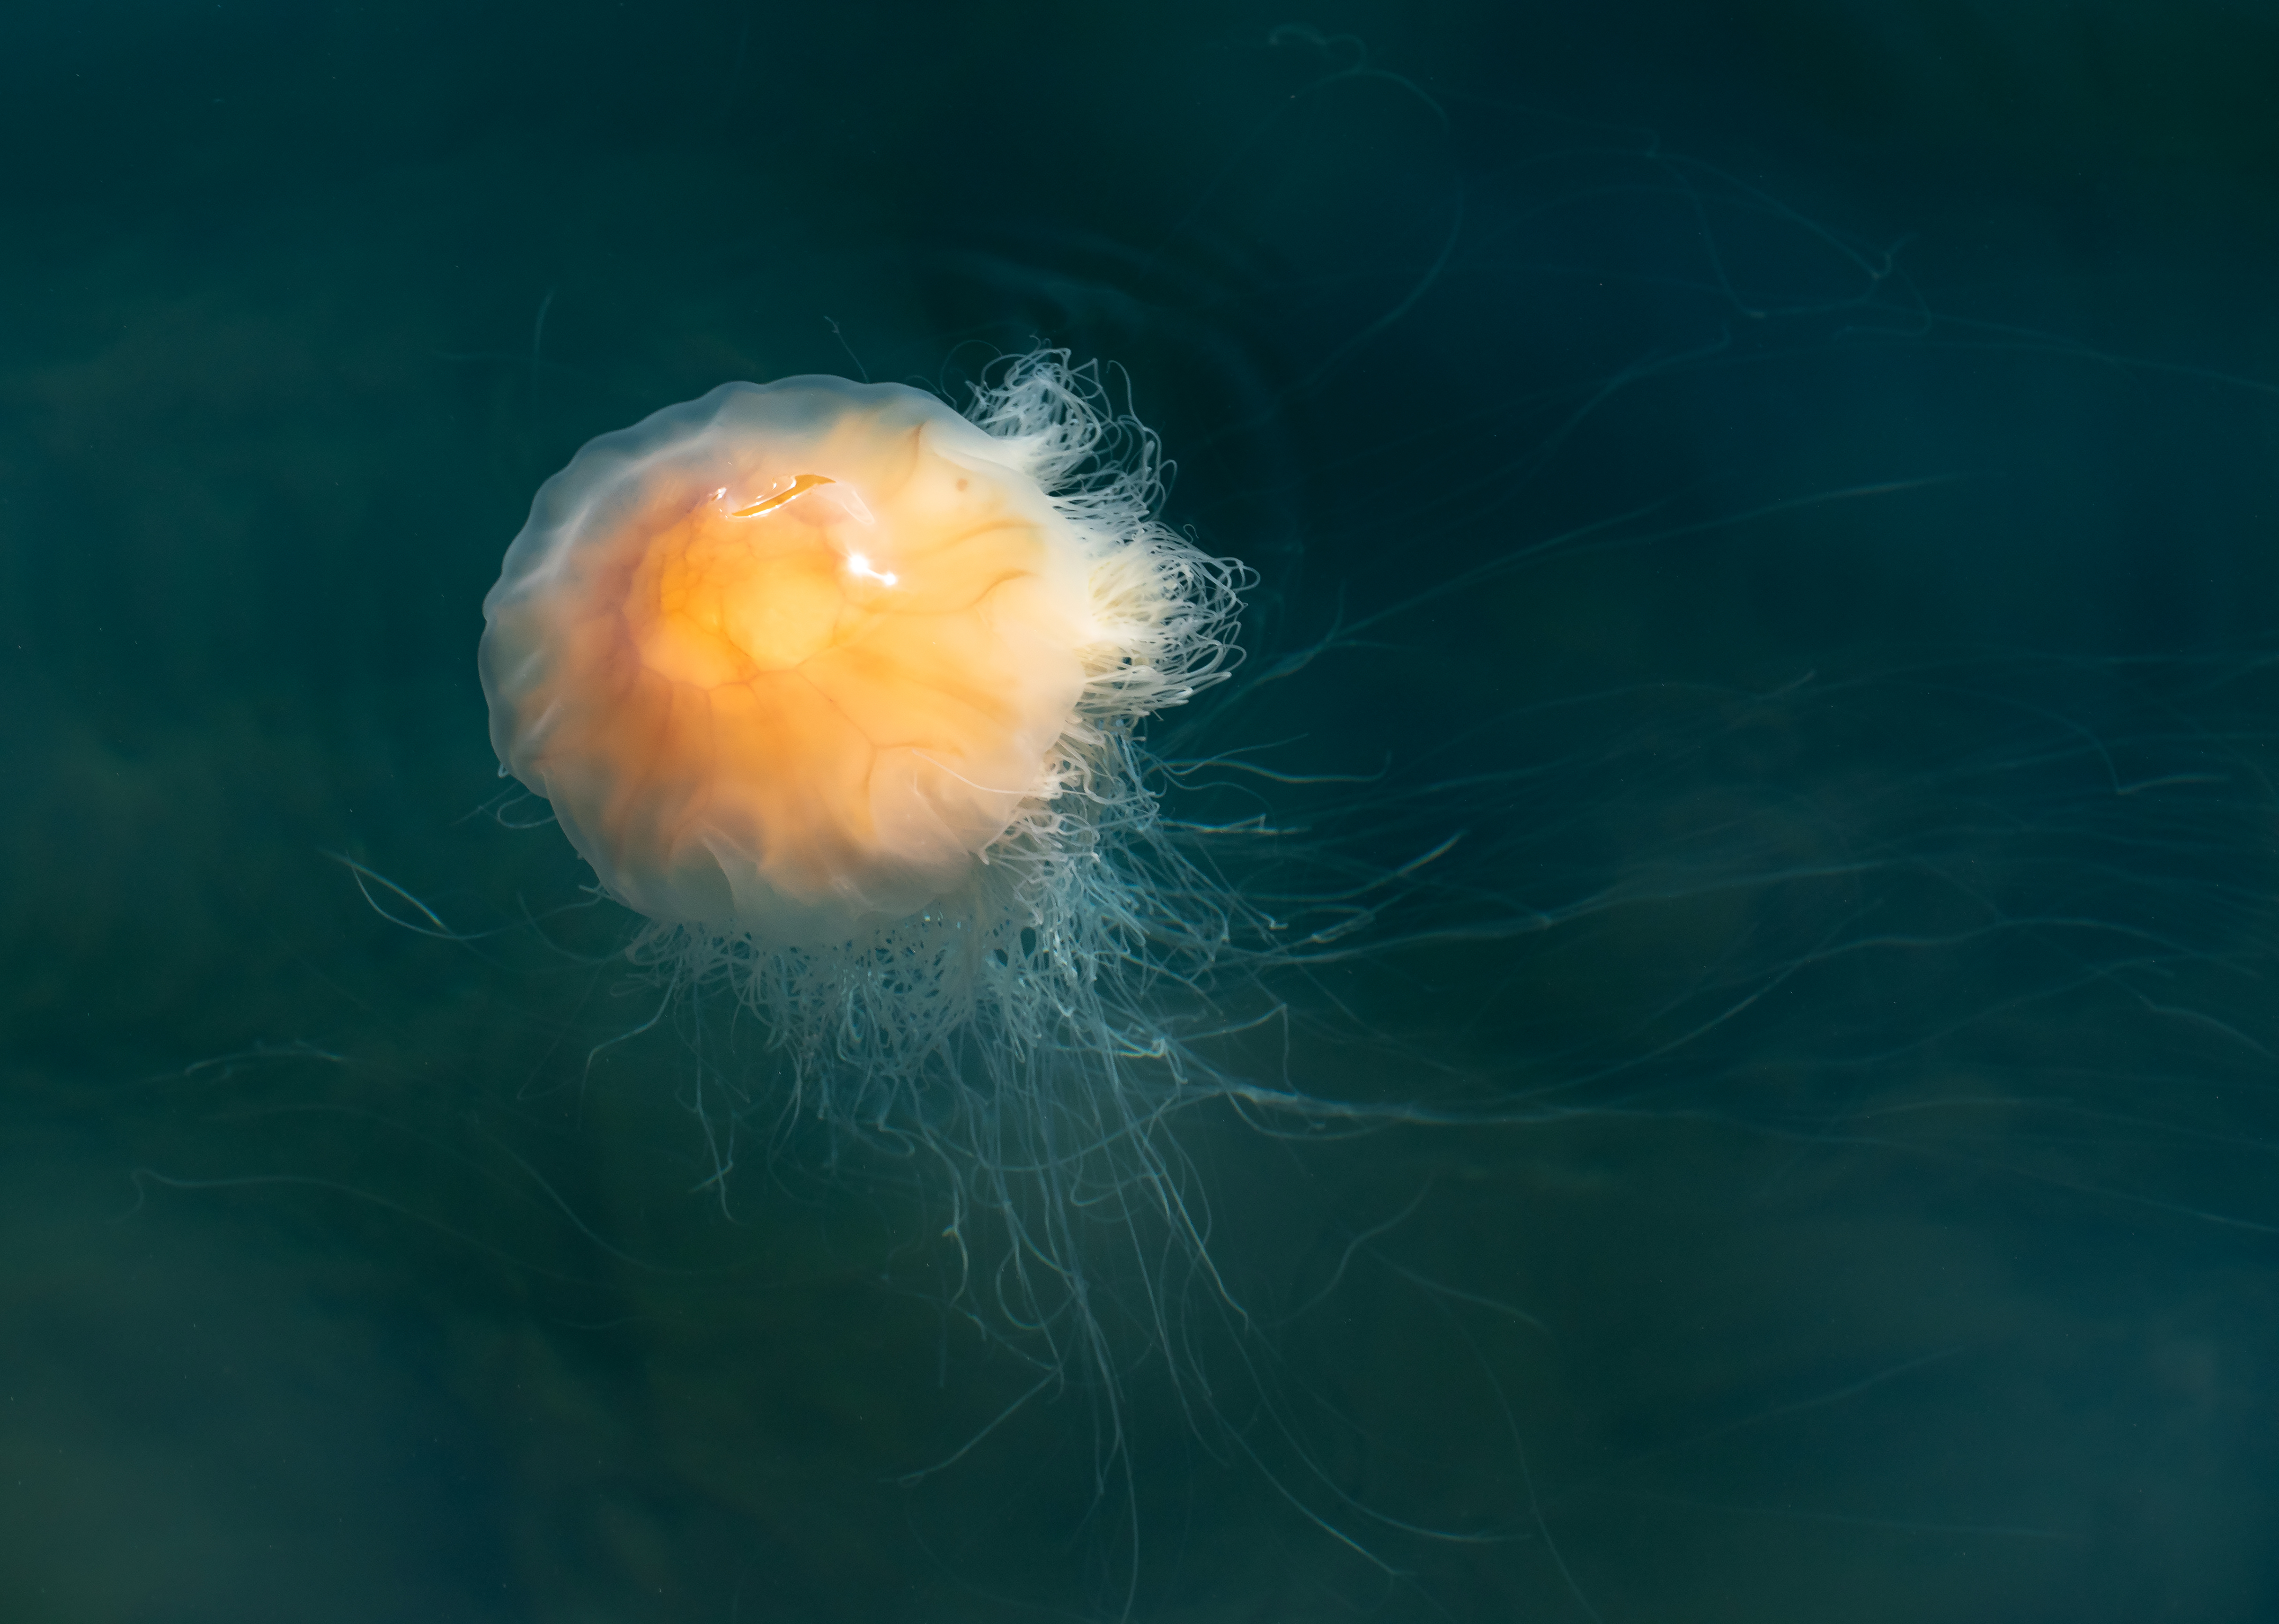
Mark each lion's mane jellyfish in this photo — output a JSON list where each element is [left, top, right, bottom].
[[480, 352, 1252, 1358]]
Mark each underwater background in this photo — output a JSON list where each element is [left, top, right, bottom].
[[5, 0, 2279, 1619]]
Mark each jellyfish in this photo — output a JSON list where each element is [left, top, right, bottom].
[[478, 350, 1259, 1380]]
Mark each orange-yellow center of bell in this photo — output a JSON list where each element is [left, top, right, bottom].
[[631, 479, 882, 682]]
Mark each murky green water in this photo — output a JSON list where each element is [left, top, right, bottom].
[[5, 3, 2279, 1619]]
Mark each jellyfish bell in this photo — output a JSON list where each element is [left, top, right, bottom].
[[480, 352, 1248, 1095], [489, 374, 1071, 945]]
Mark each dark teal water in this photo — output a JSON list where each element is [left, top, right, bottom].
[[6, 3, 2279, 1619]]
